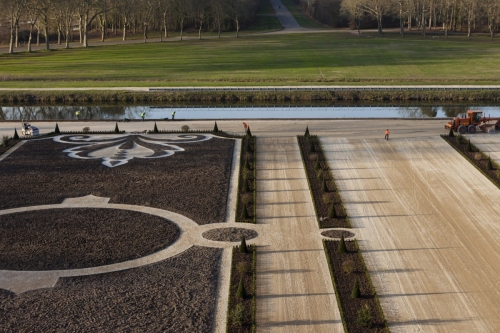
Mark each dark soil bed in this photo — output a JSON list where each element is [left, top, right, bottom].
[[321, 230, 355, 239], [0, 208, 180, 271], [442, 134, 500, 187], [0, 246, 222, 332], [298, 135, 350, 228], [227, 245, 256, 333], [324, 241, 387, 332], [0, 138, 20, 156], [202, 228, 258, 242], [0, 135, 234, 225], [236, 135, 256, 223]]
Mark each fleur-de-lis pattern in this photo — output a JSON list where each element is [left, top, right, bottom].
[[54, 134, 211, 167]]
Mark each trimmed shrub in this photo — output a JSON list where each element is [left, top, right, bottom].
[[315, 157, 321, 170], [229, 303, 245, 326], [466, 139, 472, 152], [487, 156, 494, 170], [342, 260, 354, 275], [240, 205, 249, 220], [305, 126, 310, 137], [246, 126, 252, 138], [82, 127, 90, 133], [2, 135, 9, 146], [13, 128, 19, 140], [114, 122, 119, 133], [321, 178, 327, 192], [153, 122, 159, 133], [236, 261, 247, 275], [338, 234, 347, 253], [181, 125, 190, 132], [236, 276, 247, 299], [317, 169, 323, 180], [328, 202, 337, 218], [356, 304, 372, 328], [449, 128, 454, 137], [240, 236, 248, 254], [55, 123, 60, 134], [213, 121, 219, 132], [351, 279, 361, 299], [310, 141, 316, 153]]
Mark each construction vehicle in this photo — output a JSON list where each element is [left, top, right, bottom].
[[21, 120, 39, 137], [445, 110, 500, 134]]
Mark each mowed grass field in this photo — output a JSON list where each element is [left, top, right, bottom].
[[1, 32, 500, 87]]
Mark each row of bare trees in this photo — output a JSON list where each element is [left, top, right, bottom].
[[0, 0, 258, 53], [301, 0, 500, 39]]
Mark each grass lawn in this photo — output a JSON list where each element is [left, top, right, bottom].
[[1, 32, 500, 87]]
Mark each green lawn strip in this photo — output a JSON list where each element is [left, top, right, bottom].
[[441, 134, 500, 190], [297, 133, 350, 228], [226, 245, 257, 333], [236, 132, 256, 223], [2, 33, 500, 86], [278, 0, 329, 29]]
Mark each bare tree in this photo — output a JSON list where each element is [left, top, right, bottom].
[[25, 0, 40, 52], [211, 0, 227, 38], [359, 0, 391, 35], [1, 0, 27, 53], [341, 0, 364, 36], [38, 0, 54, 50], [460, 0, 478, 39], [76, 0, 110, 47], [482, 0, 500, 39], [172, 0, 188, 40], [192, 0, 209, 40]]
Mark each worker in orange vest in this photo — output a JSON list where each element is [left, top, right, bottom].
[[385, 129, 390, 140]]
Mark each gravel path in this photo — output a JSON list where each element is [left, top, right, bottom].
[[255, 137, 342, 332]]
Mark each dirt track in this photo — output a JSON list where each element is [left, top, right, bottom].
[[322, 135, 500, 332]]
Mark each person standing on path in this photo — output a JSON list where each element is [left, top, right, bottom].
[[172, 111, 176, 121], [141, 111, 146, 121], [385, 129, 390, 140], [75, 111, 80, 120]]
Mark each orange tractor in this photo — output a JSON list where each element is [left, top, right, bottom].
[[445, 110, 500, 134]]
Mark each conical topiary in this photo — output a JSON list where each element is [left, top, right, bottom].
[[240, 205, 249, 220], [244, 157, 251, 170], [466, 139, 472, 152], [246, 139, 253, 152], [246, 126, 252, 138], [213, 121, 219, 132], [321, 178, 327, 192], [351, 279, 361, 299], [243, 179, 250, 192], [487, 156, 494, 170], [328, 202, 337, 219], [13, 128, 19, 140], [338, 234, 347, 253], [305, 126, 310, 137], [449, 128, 454, 137], [114, 122, 120, 133], [240, 235, 248, 253], [55, 123, 60, 134], [236, 276, 247, 299], [315, 157, 321, 170], [153, 122, 159, 133]]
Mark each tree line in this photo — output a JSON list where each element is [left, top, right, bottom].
[[0, 0, 258, 53], [300, 0, 499, 38]]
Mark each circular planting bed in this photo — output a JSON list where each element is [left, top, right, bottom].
[[321, 230, 355, 239], [0, 208, 180, 271], [202, 228, 258, 242]]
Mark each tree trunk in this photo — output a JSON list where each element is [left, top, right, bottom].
[[101, 19, 106, 42], [44, 25, 50, 50], [377, 16, 382, 35], [236, 19, 240, 37], [79, 16, 83, 43], [15, 21, 19, 48], [9, 23, 15, 54], [180, 18, 184, 41], [408, 15, 412, 31], [28, 24, 34, 52], [143, 24, 148, 42], [198, 21, 202, 40], [36, 24, 40, 46], [65, 27, 70, 49], [123, 21, 127, 41], [218, 22, 221, 38], [58, 27, 62, 45]]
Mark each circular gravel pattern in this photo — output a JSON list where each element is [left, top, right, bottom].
[[321, 230, 355, 239], [0, 208, 180, 271], [202, 228, 258, 242]]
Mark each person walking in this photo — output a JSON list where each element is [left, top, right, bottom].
[[75, 110, 80, 120], [172, 111, 176, 121], [141, 111, 146, 121], [385, 129, 390, 140]]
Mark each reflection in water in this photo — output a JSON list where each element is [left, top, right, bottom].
[[1, 105, 499, 120]]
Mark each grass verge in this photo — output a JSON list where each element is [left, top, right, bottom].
[[226, 245, 257, 333], [236, 132, 257, 223]]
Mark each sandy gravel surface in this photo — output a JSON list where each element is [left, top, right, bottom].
[[255, 137, 342, 332], [322, 135, 500, 332]]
